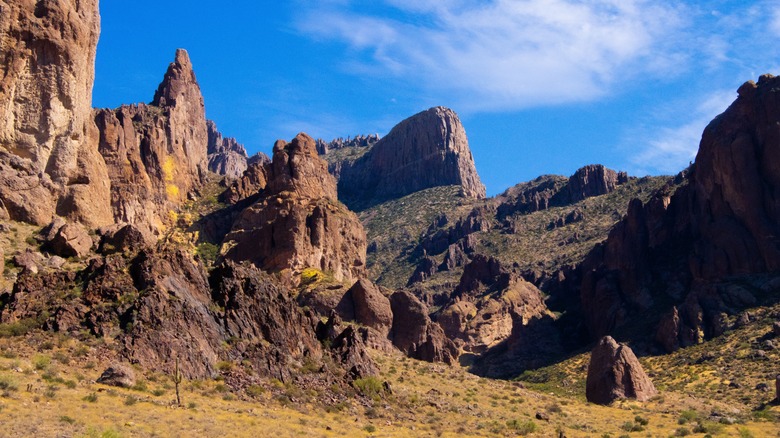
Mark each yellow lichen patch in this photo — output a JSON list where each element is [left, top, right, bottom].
[[166, 184, 180, 200], [162, 156, 175, 182], [300, 268, 324, 286]]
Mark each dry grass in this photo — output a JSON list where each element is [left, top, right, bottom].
[[0, 330, 776, 437]]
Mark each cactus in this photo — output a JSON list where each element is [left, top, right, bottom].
[[173, 357, 183, 406]]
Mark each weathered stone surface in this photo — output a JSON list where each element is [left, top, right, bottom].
[[389, 290, 458, 364], [95, 49, 208, 237], [222, 133, 366, 283], [566, 165, 621, 203], [97, 223, 152, 254], [578, 75, 780, 341], [437, 255, 550, 354], [42, 217, 93, 258], [207, 120, 248, 179], [0, 0, 112, 228], [97, 364, 136, 388], [11, 249, 44, 274], [586, 336, 657, 405], [349, 279, 393, 337], [218, 156, 270, 205], [333, 107, 486, 209]]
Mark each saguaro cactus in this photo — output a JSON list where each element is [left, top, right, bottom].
[[173, 357, 183, 406]]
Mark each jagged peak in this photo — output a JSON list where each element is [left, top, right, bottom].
[[152, 48, 201, 108]]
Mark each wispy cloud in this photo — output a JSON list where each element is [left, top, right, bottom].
[[629, 90, 737, 175], [296, 0, 686, 111]]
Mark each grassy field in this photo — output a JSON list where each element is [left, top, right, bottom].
[[0, 328, 777, 437]]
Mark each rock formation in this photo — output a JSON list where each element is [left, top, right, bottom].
[[331, 107, 486, 209], [578, 75, 780, 342], [95, 49, 208, 237], [436, 255, 550, 354], [389, 290, 458, 364], [0, 0, 112, 227], [586, 336, 657, 405], [222, 133, 366, 283], [316, 134, 380, 155], [207, 120, 248, 179], [349, 279, 393, 338]]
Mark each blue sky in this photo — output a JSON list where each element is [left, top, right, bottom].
[[92, 0, 780, 196]]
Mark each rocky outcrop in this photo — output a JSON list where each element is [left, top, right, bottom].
[[578, 75, 780, 342], [389, 290, 458, 364], [96, 364, 136, 388], [207, 120, 248, 179], [436, 255, 550, 354], [333, 107, 486, 210], [349, 279, 393, 337], [218, 156, 270, 205], [316, 134, 380, 155], [95, 49, 208, 237], [566, 165, 626, 203], [0, 0, 112, 227], [586, 336, 657, 405], [42, 217, 93, 258], [222, 133, 366, 283]]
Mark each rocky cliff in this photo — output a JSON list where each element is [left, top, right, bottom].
[[0, 0, 112, 227], [222, 133, 367, 283], [207, 119, 248, 179], [329, 107, 486, 210], [578, 74, 780, 344], [94, 49, 208, 236]]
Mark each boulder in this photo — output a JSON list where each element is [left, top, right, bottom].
[[349, 279, 393, 337], [43, 218, 93, 258], [586, 336, 657, 405], [97, 364, 136, 388], [389, 290, 458, 364], [98, 223, 152, 254]]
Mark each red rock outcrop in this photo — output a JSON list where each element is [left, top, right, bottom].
[[566, 165, 625, 203], [349, 279, 393, 337], [207, 120, 248, 179], [436, 255, 550, 354], [578, 75, 780, 343], [0, 0, 112, 227], [586, 336, 657, 405], [95, 49, 208, 237], [222, 133, 366, 283], [389, 290, 458, 364], [332, 107, 486, 209]]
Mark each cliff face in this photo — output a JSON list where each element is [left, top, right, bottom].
[[222, 133, 367, 283], [207, 119, 248, 179], [95, 49, 208, 236], [0, 0, 112, 227], [331, 107, 486, 210], [579, 74, 780, 343]]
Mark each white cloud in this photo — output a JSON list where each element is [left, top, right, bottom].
[[296, 0, 686, 111], [629, 90, 737, 175]]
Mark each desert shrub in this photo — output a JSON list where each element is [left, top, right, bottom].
[[246, 385, 265, 398], [353, 377, 384, 398], [83, 392, 98, 403], [0, 375, 18, 392], [196, 242, 220, 264], [506, 419, 537, 435], [32, 354, 51, 370], [674, 427, 690, 436], [363, 424, 376, 433]]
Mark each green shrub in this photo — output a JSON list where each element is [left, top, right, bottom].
[[506, 419, 537, 435], [83, 392, 98, 403], [353, 377, 384, 397], [246, 385, 265, 398], [0, 375, 18, 392], [32, 354, 51, 370], [196, 242, 220, 264]]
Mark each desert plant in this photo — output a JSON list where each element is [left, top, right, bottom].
[[172, 357, 183, 406]]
